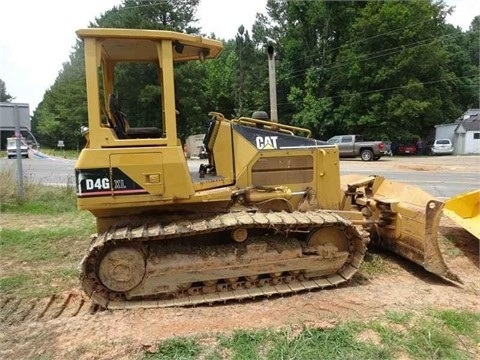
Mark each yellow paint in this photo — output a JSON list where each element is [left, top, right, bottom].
[[444, 189, 480, 239]]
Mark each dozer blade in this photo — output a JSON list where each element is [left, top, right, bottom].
[[341, 175, 461, 284], [444, 189, 480, 240]]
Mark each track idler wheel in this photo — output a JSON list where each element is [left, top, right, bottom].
[[98, 246, 146, 293], [306, 226, 349, 258]]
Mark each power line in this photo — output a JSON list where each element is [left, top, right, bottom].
[[284, 18, 435, 68], [279, 31, 464, 83], [274, 74, 479, 109]]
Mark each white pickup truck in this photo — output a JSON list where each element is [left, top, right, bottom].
[[6, 137, 29, 159]]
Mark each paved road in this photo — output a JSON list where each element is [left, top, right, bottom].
[[0, 152, 76, 186], [1, 152, 478, 200], [337, 156, 480, 199]]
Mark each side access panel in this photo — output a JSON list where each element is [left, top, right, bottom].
[[76, 148, 195, 210]]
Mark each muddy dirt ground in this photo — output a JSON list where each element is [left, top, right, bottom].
[[1, 156, 479, 360]]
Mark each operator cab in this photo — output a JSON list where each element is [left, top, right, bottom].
[[76, 28, 223, 149]]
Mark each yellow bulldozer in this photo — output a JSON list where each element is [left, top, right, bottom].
[[75, 28, 462, 310]]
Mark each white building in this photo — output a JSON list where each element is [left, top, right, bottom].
[[435, 109, 480, 155], [454, 113, 480, 154]]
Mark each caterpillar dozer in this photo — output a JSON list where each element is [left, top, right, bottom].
[[75, 28, 459, 310]]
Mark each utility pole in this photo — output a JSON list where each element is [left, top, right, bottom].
[[267, 45, 278, 123], [14, 104, 24, 200]]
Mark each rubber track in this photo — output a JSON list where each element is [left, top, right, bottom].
[[80, 210, 369, 310]]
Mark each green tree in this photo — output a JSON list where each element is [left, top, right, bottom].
[[203, 41, 237, 117], [33, 42, 87, 149], [332, 0, 456, 140], [462, 15, 480, 109], [253, 0, 365, 137], [254, 0, 478, 141], [0, 79, 13, 102], [439, 23, 478, 117], [233, 26, 269, 118], [93, 0, 200, 32]]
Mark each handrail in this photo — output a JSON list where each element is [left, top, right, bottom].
[[208, 111, 228, 122], [207, 112, 312, 138], [234, 116, 312, 138]]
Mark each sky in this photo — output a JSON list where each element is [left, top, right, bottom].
[[0, 0, 478, 115]]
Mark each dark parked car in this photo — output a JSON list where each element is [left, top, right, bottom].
[[396, 144, 417, 155]]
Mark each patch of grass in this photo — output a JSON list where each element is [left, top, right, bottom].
[[1, 185, 77, 214], [431, 309, 480, 342], [0, 266, 81, 299], [0, 226, 93, 262], [266, 324, 391, 360], [385, 309, 413, 324], [37, 147, 80, 160], [0, 274, 31, 292], [0, 165, 40, 205], [0, 272, 59, 299], [403, 317, 461, 359], [1, 205, 95, 299], [0, 166, 77, 213], [0, 166, 95, 300], [141, 310, 480, 360], [143, 337, 200, 360], [367, 321, 402, 351], [360, 252, 388, 276], [218, 329, 271, 360], [0, 219, 93, 298], [381, 309, 480, 360]]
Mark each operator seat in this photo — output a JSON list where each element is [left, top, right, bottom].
[[203, 117, 216, 151], [108, 94, 162, 139], [199, 115, 218, 176], [108, 94, 128, 138]]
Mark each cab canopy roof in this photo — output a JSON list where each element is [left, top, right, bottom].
[[76, 28, 223, 62]]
